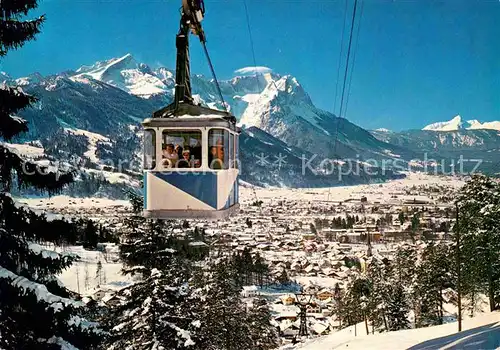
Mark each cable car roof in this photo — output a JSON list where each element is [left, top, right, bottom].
[[143, 113, 240, 131]]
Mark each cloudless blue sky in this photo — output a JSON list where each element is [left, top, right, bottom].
[[2, 0, 499, 131]]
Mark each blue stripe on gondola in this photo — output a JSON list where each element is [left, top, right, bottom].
[[143, 172, 147, 209], [153, 172, 218, 209]]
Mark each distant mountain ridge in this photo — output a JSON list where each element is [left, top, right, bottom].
[[422, 115, 500, 132], [5, 53, 406, 189], [6, 53, 500, 190]]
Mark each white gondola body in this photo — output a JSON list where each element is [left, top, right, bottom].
[[142, 115, 240, 219]]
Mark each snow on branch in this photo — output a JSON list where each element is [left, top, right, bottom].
[[44, 336, 78, 350], [165, 322, 195, 347], [0, 267, 83, 312], [68, 315, 104, 335], [27, 242, 78, 261]]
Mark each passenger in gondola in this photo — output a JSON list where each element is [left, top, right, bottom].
[[175, 144, 183, 159], [178, 149, 192, 168], [162, 143, 178, 168], [191, 140, 202, 162], [209, 145, 224, 169]]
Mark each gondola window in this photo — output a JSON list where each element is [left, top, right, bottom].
[[144, 129, 156, 170], [229, 133, 234, 168], [162, 130, 202, 168], [208, 129, 229, 170]]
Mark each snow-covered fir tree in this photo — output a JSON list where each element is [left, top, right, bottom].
[[415, 242, 453, 327], [105, 267, 197, 349], [190, 257, 278, 350], [365, 257, 390, 332], [385, 284, 410, 331], [456, 174, 500, 311], [102, 216, 197, 349], [103, 217, 278, 350], [0, 1, 101, 348]]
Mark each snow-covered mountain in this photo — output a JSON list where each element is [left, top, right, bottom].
[[72, 53, 172, 98], [11, 54, 413, 162], [13, 52, 500, 187], [5, 54, 406, 188], [371, 119, 500, 174], [423, 115, 464, 131], [422, 115, 500, 131]]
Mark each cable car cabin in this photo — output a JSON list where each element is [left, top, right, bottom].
[[142, 114, 240, 220]]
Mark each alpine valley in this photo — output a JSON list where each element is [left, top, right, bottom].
[[4, 54, 500, 197]]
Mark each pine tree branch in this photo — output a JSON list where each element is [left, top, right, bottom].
[[0, 86, 35, 139], [0, 16, 44, 55], [0, 145, 74, 194], [1, 0, 39, 18], [0, 112, 28, 140], [0, 85, 36, 115]]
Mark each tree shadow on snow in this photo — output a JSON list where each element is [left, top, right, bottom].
[[408, 322, 500, 350]]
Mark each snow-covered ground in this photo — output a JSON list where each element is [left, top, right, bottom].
[[18, 196, 131, 210], [56, 245, 133, 296], [2, 142, 45, 157], [291, 311, 500, 350], [64, 128, 111, 163], [240, 172, 464, 205]]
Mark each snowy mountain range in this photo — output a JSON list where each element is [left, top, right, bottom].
[[4, 53, 500, 193], [422, 115, 500, 132], [4, 54, 405, 189]]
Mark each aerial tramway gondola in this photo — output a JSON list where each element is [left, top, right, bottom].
[[142, 0, 240, 219]]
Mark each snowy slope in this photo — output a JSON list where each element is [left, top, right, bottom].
[[64, 128, 110, 163], [295, 311, 500, 350]]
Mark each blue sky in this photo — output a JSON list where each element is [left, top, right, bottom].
[[2, 0, 499, 131]]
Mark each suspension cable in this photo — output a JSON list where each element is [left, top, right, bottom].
[[338, 0, 358, 120], [333, 0, 349, 115], [344, 0, 364, 117], [332, 0, 359, 158], [243, 0, 257, 71], [201, 41, 228, 112], [243, 0, 279, 91]]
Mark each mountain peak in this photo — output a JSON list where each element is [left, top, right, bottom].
[[71, 54, 167, 97], [423, 115, 463, 131], [423, 115, 500, 132]]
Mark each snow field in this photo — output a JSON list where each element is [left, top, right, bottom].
[[294, 311, 500, 350]]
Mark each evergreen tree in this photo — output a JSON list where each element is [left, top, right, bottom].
[[82, 220, 98, 249], [190, 258, 277, 350], [123, 188, 143, 214], [410, 213, 420, 242], [95, 260, 103, 287], [102, 217, 197, 349], [246, 298, 279, 350], [366, 257, 389, 332], [253, 252, 269, 286], [84, 261, 90, 291], [0, 1, 101, 348], [386, 284, 410, 331], [398, 211, 406, 225], [414, 243, 453, 327], [457, 174, 500, 311], [105, 267, 197, 350], [343, 276, 371, 330]]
